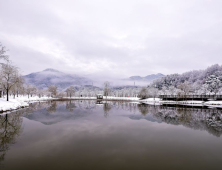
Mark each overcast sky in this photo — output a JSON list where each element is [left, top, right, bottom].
[[1, 0, 222, 78]]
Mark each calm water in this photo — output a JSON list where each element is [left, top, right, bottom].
[[1, 100, 222, 170]]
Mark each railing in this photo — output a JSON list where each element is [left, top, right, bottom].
[[159, 95, 222, 99]]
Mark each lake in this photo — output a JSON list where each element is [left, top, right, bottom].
[[1, 100, 222, 170]]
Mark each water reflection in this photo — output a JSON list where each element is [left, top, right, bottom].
[[25, 101, 96, 125], [23, 101, 222, 137], [103, 102, 112, 117], [46, 101, 57, 113], [66, 101, 76, 112], [1, 100, 222, 169], [131, 104, 222, 137], [0, 102, 51, 165], [0, 113, 23, 164]]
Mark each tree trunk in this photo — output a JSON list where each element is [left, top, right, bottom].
[[6, 89, 9, 101]]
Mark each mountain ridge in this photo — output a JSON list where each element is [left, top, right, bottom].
[[23, 68, 92, 90], [128, 73, 165, 82]]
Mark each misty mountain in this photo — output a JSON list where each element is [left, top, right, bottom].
[[128, 73, 165, 82], [24, 68, 92, 90]]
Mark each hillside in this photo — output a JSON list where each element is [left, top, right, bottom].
[[151, 64, 222, 90]]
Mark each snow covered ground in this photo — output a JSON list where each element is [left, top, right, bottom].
[[205, 101, 222, 105], [0, 96, 53, 112], [0, 98, 28, 113]]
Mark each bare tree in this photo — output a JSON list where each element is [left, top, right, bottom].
[[138, 87, 149, 99], [36, 89, 45, 98], [57, 91, 66, 98], [66, 85, 75, 98], [11, 76, 24, 98], [25, 84, 37, 98], [48, 85, 57, 97], [0, 43, 9, 61], [0, 63, 20, 101], [103, 81, 111, 99]]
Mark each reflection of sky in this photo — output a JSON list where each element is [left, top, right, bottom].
[[3, 101, 222, 170]]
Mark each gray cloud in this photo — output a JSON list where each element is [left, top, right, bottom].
[[1, 0, 222, 79]]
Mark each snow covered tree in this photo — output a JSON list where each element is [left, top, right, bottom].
[[0, 63, 20, 101], [149, 87, 159, 99], [103, 81, 111, 98], [199, 84, 209, 95], [206, 75, 222, 95], [168, 86, 176, 95], [161, 86, 168, 95], [150, 64, 222, 94], [191, 82, 201, 94], [178, 81, 191, 95], [48, 85, 57, 97], [57, 91, 66, 98], [218, 87, 222, 95], [66, 85, 75, 98], [138, 87, 149, 99], [0, 43, 9, 61], [10, 76, 24, 98], [37, 89, 45, 98], [25, 84, 37, 98]]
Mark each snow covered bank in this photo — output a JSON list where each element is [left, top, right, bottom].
[[101, 96, 139, 101], [0, 95, 140, 113], [205, 101, 222, 105], [0, 96, 53, 113], [1, 95, 222, 113], [139, 98, 222, 107], [0, 98, 28, 112]]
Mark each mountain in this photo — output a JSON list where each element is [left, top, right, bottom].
[[128, 73, 165, 82], [24, 68, 92, 90]]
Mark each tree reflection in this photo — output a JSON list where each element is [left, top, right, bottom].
[[0, 113, 23, 164], [66, 101, 76, 112], [137, 104, 149, 116], [132, 104, 222, 137], [103, 103, 111, 118], [46, 101, 57, 113]]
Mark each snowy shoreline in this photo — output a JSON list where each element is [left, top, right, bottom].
[[0, 96, 54, 113], [1, 96, 222, 113], [140, 98, 222, 107], [0, 96, 140, 113]]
